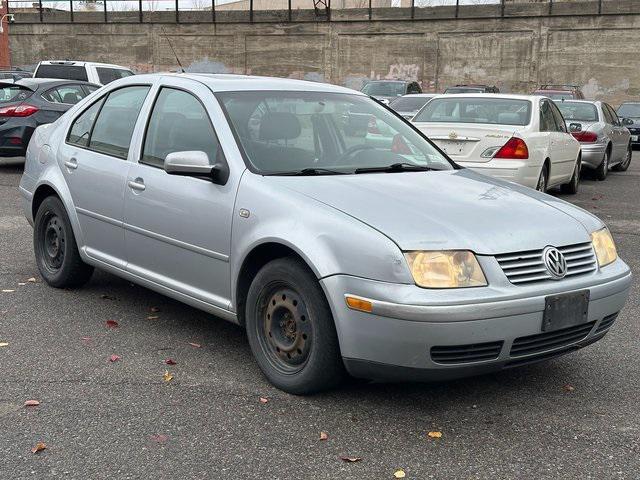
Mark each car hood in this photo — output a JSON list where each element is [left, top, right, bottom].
[[267, 169, 599, 254]]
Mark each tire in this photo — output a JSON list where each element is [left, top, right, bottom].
[[612, 144, 632, 172], [595, 148, 609, 180], [536, 164, 548, 193], [561, 158, 581, 194], [34, 196, 94, 288], [245, 256, 346, 394]]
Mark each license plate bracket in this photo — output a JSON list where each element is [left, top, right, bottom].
[[542, 290, 590, 332]]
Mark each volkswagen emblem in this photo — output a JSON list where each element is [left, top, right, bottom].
[[543, 246, 567, 279]]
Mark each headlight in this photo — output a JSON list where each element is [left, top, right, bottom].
[[404, 250, 487, 288], [591, 228, 617, 267]]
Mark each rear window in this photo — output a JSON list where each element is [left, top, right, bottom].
[[35, 64, 88, 82], [413, 97, 532, 126], [96, 68, 134, 85], [556, 101, 598, 123], [389, 96, 433, 112], [0, 85, 33, 103]]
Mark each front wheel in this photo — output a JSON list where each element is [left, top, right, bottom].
[[612, 144, 632, 172], [561, 158, 581, 194], [245, 257, 345, 394], [34, 196, 94, 288]]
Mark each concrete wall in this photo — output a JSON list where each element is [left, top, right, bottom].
[[8, 1, 640, 104]]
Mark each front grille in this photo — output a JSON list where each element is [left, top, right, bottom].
[[595, 312, 618, 334], [496, 242, 597, 285], [510, 321, 596, 357], [431, 341, 503, 364]]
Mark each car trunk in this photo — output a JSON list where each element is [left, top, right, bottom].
[[0, 83, 34, 126], [412, 122, 520, 163]]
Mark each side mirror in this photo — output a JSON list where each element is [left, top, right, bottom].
[[622, 117, 634, 126], [164, 150, 228, 185], [569, 122, 582, 133]]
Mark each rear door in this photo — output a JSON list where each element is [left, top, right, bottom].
[[542, 99, 572, 184], [59, 84, 151, 268], [604, 103, 629, 161]]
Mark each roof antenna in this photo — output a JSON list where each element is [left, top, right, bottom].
[[161, 27, 185, 73]]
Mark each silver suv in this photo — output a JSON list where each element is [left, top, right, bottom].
[[20, 74, 632, 394]]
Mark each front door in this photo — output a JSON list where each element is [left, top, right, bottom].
[[123, 80, 236, 311], [59, 85, 150, 268]]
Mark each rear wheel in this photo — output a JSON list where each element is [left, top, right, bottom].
[[595, 148, 609, 180], [536, 164, 548, 193], [561, 158, 581, 194], [34, 196, 94, 288], [612, 144, 632, 172], [245, 257, 345, 395]]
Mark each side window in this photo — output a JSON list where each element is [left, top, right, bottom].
[[96, 68, 134, 85], [550, 103, 567, 133], [142, 87, 221, 169], [605, 104, 620, 126], [539, 101, 557, 132], [43, 85, 87, 105], [601, 104, 614, 125], [67, 99, 105, 147], [88, 86, 150, 159]]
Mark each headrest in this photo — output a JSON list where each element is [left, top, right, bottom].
[[63, 92, 79, 104], [259, 112, 301, 141]]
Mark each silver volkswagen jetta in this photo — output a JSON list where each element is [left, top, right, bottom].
[[19, 74, 632, 394]]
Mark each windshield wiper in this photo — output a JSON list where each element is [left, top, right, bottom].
[[354, 162, 435, 174], [266, 168, 347, 176]]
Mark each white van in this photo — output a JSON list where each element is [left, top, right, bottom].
[[33, 61, 134, 86]]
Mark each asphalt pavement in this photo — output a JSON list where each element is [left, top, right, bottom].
[[0, 155, 638, 479]]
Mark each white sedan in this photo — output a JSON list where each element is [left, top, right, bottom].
[[411, 94, 582, 193]]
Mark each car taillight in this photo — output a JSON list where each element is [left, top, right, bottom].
[[367, 116, 380, 134], [0, 104, 39, 117], [494, 137, 529, 160], [571, 131, 598, 143]]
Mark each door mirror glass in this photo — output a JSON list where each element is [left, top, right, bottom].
[[569, 122, 582, 132]]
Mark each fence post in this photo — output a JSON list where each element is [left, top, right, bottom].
[[39, 0, 43, 22], [548, 0, 553, 15], [288, 0, 291, 21], [598, 0, 602, 14], [455, 0, 459, 18], [212, 0, 215, 22], [368, 0, 371, 20], [249, 0, 253, 22], [500, 0, 505, 17], [70, 0, 74, 22], [411, 0, 415, 19], [103, 0, 107, 23], [175, 0, 179, 23], [138, 0, 142, 22]]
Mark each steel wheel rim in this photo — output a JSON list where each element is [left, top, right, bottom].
[[257, 284, 312, 374], [624, 147, 632, 168], [41, 212, 65, 273]]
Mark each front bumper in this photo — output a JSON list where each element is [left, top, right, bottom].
[[456, 159, 539, 189], [579, 142, 606, 169], [321, 259, 632, 382]]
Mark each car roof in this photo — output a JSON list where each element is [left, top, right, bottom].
[[38, 60, 131, 70], [116, 73, 362, 95], [398, 93, 435, 98], [365, 79, 408, 84], [431, 93, 539, 101]]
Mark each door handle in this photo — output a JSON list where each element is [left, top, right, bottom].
[[64, 158, 78, 170], [128, 178, 146, 192]]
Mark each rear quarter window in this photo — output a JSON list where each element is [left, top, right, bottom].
[[96, 68, 134, 85], [35, 64, 88, 82]]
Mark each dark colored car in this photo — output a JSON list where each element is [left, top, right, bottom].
[[444, 84, 499, 94], [617, 102, 640, 147], [360, 80, 422, 104], [533, 84, 585, 100], [388, 94, 436, 120], [0, 70, 33, 81], [0, 78, 99, 157]]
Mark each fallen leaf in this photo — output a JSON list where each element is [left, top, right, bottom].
[[106, 320, 119, 329], [150, 434, 168, 443], [2, 289, 15, 293], [259, 397, 269, 404], [31, 442, 46, 454], [0, 342, 8, 347], [164, 358, 177, 365], [150, 307, 160, 313], [564, 384, 575, 392], [340, 456, 362, 463], [24, 400, 40, 407], [27, 277, 37, 283], [163, 370, 174, 382], [188, 342, 201, 348], [100, 294, 117, 300], [109, 354, 121, 363], [427, 431, 442, 439], [394, 469, 406, 479], [320, 431, 328, 441], [147, 315, 159, 320]]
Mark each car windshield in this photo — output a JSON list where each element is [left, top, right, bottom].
[[444, 87, 484, 94], [556, 101, 598, 122], [0, 85, 33, 103], [389, 96, 433, 112], [216, 91, 453, 175], [361, 82, 406, 97], [413, 97, 531, 126], [617, 103, 640, 118]]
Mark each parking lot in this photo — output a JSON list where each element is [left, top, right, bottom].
[[0, 155, 638, 479]]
